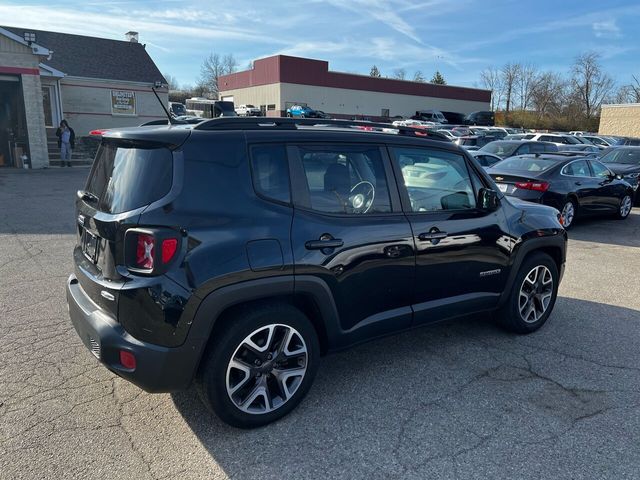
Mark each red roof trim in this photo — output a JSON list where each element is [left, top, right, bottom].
[[0, 66, 40, 76], [219, 55, 490, 103]]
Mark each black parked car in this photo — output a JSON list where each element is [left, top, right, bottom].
[[487, 153, 634, 229], [67, 117, 567, 428], [440, 111, 466, 124], [599, 146, 640, 203], [464, 111, 495, 126], [480, 140, 558, 159]]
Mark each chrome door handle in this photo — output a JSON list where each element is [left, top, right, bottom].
[[418, 231, 448, 243]]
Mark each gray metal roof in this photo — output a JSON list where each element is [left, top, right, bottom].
[[1, 25, 165, 84]]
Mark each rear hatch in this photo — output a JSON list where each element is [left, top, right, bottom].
[[74, 133, 184, 317]]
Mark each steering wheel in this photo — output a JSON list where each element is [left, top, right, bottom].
[[348, 181, 375, 214]]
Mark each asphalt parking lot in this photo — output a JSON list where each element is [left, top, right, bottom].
[[1, 168, 639, 480]]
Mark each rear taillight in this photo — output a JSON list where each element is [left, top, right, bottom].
[[515, 181, 550, 192], [89, 129, 109, 136], [125, 229, 180, 274], [135, 233, 155, 269], [161, 238, 178, 264]]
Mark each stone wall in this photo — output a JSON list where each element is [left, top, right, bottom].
[[599, 104, 640, 137], [21, 73, 49, 168]]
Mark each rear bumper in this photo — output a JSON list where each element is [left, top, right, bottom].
[[66, 274, 203, 393]]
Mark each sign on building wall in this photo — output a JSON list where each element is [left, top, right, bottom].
[[111, 90, 136, 115]]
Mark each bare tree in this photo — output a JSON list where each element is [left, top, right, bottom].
[[516, 64, 539, 110], [501, 62, 521, 114], [163, 73, 180, 91], [479, 66, 503, 111], [413, 70, 426, 82], [392, 68, 406, 80], [531, 72, 566, 118], [570, 52, 614, 119], [199, 52, 238, 98]]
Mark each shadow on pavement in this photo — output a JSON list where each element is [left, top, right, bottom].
[[567, 209, 639, 248], [171, 297, 640, 479], [0, 168, 88, 234]]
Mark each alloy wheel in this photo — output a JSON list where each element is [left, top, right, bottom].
[[620, 195, 632, 218], [518, 265, 554, 323], [226, 324, 308, 415], [561, 201, 575, 227]]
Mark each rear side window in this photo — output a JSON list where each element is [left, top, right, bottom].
[[562, 160, 590, 177], [85, 143, 173, 214], [250, 145, 290, 204]]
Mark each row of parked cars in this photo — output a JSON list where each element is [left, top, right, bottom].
[[460, 132, 640, 228]]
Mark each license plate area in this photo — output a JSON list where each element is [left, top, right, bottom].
[[82, 229, 99, 263]]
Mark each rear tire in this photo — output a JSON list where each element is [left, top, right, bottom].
[[497, 252, 559, 334], [560, 199, 577, 229], [196, 303, 320, 428], [615, 194, 633, 220]]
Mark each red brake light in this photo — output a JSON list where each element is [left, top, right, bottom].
[[136, 233, 155, 269], [515, 181, 550, 192], [89, 129, 109, 136], [119, 350, 136, 370], [161, 238, 178, 263]]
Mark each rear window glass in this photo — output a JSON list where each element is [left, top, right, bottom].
[[85, 143, 173, 214], [496, 157, 558, 172], [480, 142, 519, 156]]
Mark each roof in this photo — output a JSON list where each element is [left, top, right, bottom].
[[1, 25, 165, 84], [219, 55, 491, 103]]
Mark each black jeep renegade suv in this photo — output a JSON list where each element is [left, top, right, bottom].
[[67, 117, 566, 428]]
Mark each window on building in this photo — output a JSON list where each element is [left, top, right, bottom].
[[267, 104, 276, 111]]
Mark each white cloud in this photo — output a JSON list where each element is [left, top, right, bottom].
[[592, 20, 622, 39]]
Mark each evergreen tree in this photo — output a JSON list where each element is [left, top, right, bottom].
[[370, 65, 382, 77], [431, 71, 447, 85]]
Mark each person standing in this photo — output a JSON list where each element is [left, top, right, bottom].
[[55, 119, 75, 167]]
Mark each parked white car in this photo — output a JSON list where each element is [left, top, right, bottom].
[[235, 104, 261, 116], [525, 133, 582, 146]]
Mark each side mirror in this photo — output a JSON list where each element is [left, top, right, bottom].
[[478, 187, 500, 211]]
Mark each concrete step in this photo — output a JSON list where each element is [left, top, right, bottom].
[[49, 159, 93, 167]]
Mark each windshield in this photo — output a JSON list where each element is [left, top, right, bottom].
[[480, 142, 519, 157], [85, 143, 173, 214], [171, 104, 186, 115], [246, 104, 255, 108], [600, 149, 640, 165], [494, 156, 558, 172]]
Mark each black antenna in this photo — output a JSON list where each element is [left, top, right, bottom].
[[151, 82, 182, 125]]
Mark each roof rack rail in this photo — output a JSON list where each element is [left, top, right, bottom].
[[193, 116, 450, 142]]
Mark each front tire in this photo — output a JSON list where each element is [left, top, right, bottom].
[[560, 199, 577, 229], [615, 194, 633, 219], [196, 303, 320, 428], [497, 252, 559, 334]]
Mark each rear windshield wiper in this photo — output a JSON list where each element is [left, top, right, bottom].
[[78, 190, 99, 203]]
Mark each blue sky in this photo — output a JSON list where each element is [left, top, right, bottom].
[[1, 0, 639, 88]]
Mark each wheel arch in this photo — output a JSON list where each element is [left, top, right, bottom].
[[498, 234, 567, 308], [188, 276, 339, 381]]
